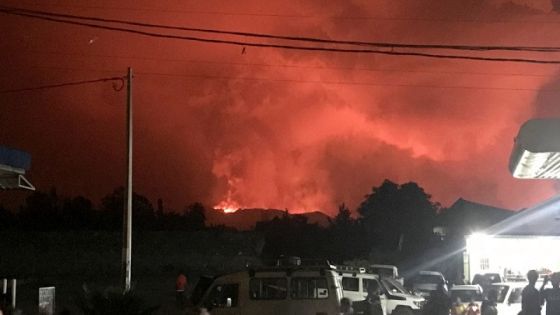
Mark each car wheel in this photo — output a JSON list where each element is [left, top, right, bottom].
[[392, 307, 413, 315]]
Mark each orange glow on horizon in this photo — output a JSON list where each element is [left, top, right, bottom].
[[213, 200, 242, 214]]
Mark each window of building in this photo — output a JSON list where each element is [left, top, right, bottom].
[[480, 258, 490, 270]]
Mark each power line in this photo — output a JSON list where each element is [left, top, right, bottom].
[[0, 76, 125, 93], [8, 2, 560, 25], [2, 5, 560, 52], [3, 8, 560, 64], [19, 49, 560, 79], [6, 65, 558, 93]]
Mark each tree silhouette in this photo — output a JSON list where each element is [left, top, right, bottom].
[[19, 187, 61, 230], [61, 195, 95, 229], [358, 180, 439, 256], [183, 202, 206, 230], [100, 187, 156, 230], [328, 203, 365, 262]]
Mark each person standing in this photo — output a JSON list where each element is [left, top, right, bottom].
[[364, 282, 384, 315], [541, 272, 560, 315], [481, 289, 498, 315], [176, 271, 188, 309], [424, 282, 451, 315], [522, 270, 542, 315], [340, 297, 355, 315]]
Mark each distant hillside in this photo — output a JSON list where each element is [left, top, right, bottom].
[[206, 208, 332, 230]]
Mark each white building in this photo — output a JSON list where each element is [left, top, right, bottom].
[[464, 196, 560, 282]]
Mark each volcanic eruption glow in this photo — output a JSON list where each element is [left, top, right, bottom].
[[213, 199, 242, 214], [2, 0, 560, 216]]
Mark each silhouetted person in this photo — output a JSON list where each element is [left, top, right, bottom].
[[340, 297, 355, 315], [176, 271, 188, 309], [424, 282, 451, 315], [363, 282, 383, 315], [481, 289, 498, 315], [541, 272, 560, 315], [522, 270, 542, 315]]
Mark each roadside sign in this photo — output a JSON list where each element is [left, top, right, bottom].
[[38, 286, 55, 315]]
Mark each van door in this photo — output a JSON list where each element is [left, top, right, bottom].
[[363, 278, 388, 315], [201, 283, 240, 315]]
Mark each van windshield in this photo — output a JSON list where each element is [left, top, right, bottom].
[[381, 278, 409, 295]]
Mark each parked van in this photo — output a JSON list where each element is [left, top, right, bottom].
[[370, 265, 404, 284], [188, 265, 343, 315], [337, 268, 425, 315], [409, 270, 447, 298]]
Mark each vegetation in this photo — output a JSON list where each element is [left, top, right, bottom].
[[0, 179, 447, 266]]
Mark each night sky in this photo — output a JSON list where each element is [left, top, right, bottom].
[[2, 0, 560, 215]]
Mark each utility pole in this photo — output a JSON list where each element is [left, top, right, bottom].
[[122, 67, 133, 291]]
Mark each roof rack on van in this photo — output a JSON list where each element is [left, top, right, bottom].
[[259, 256, 334, 268], [332, 265, 367, 274]]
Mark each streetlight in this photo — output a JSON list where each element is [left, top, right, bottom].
[[509, 118, 560, 179], [122, 67, 133, 291]]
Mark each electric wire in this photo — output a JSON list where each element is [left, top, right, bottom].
[[0, 76, 126, 94], [2, 5, 560, 52], [8, 1, 560, 25], [19, 49, 560, 79], [3, 8, 560, 64], [4, 65, 558, 93]]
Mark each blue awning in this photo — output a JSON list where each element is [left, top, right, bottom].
[[0, 146, 31, 170]]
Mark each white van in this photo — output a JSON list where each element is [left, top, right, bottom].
[[337, 269, 425, 315], [188, 266, 343, 315]]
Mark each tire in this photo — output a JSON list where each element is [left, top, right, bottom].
[[392, 307, 414, 315]]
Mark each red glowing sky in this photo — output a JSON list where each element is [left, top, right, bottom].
[[2, 0, 560, 215]]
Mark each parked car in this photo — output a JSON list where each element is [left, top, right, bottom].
[[449, 284, 484, 306], [338, 268, 425, 315], [490, 282, 526, 315], [409, 271, 448, 298]]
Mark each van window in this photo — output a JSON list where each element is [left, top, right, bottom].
[[204, 283, 239, 308], [342, 277, 360, 292], [363, 278, 381, 293], [494, 285, 509, 303], [291, 278, 329, 299], [249, 278, 287, 300], [382, 277, 411, 295]]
